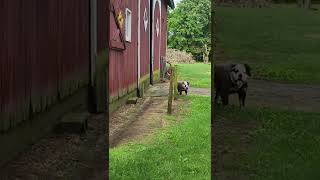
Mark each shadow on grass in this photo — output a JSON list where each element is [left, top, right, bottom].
[[214, 105, 320, 179]]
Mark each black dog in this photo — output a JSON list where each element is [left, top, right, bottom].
[[214, 63, 251, 107]]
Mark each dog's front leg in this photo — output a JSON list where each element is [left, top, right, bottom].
[[222, 94, 229, 106], [242, 92, 246, 107], [238, 90, 246, 107], [214, 90, 220, 105], [238, 93, 242, 107]]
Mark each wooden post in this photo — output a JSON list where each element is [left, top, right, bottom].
[[173, 65, 178, 100], [167, 65, 174, 114]]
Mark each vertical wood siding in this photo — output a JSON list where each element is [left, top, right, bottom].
[[108, 0, 170, 97], [0, 0, 90, 132], [140, 0, 150, 77], [109, 0, 138, 97], [161, 1, 168, 59], [97, 0, 109, 53], [153, 1, 161, 71]]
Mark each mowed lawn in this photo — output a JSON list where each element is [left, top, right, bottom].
[[177, 63, 211, 88], [110, 62, 211, 179], [217, 5, 320, 84], [216, 106, 320, 179], [109, 96, 211, 179], [215, 5, 320, 179]]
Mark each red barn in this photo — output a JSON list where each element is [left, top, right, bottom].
[[0, 0, 111, 166], [0, 0, 174, 166], [108, 0, 174, 110]]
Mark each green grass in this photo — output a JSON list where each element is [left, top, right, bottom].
[[177, 63, 211, 88], [109, 96, 211, 179], [217, 5, 320, 84], [216, 106, 320, 180]]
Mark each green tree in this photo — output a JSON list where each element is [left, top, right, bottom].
[[168, 0, 211, 62]]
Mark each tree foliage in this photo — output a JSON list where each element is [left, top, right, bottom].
[[167, 0, 211, 61]]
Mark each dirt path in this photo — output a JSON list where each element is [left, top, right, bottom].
[[109, 82, 211, 148], [189, 87, 211, 96], [213, 43, 320, 179], [222, 79, 320, 113], [215, 42, 320, 112], [110, 82, 176, 148], [0, 82, 210, 179], [109, 96, 169, 148], [213, 78, 320, 179], [0, 110, 107, 180]]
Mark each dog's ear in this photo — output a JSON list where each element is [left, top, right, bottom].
[[187, 81, 190, 86], [244, 64, 252, 76], [231, 64, 237, 72]]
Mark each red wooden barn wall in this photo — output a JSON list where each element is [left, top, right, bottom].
[[152, 0, 169, 71], [161, 0, 168, 60], [108, 0, 171, 98], [0, 0, 90, 132], [97, 0, 109, 53], [154, 0, 168, 70], [153, 0, 161, 71], [109, 0, 138, 97], [140, 0, 151, 78]]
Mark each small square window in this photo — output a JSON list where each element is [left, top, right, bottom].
[[125, 8, 132, 42]]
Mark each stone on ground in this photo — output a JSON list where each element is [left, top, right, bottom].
[[127, 97, 138, 104], [55, 112, 90, 134]]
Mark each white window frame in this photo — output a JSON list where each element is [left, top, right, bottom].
[[125, 8, 132, 42]]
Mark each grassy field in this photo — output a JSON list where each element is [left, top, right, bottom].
[[177, 63, 211, 88], [109, 96, 211, 179], [217, 5, 320, 84], [216, 106, 320, 179]]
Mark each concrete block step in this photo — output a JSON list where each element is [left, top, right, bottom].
[[127, 97, 138, 104], [55, 112, 90, 134]]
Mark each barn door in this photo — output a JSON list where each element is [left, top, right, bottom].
[[151, 0, 161, 84]]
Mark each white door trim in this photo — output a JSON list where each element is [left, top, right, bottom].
[[151, 0, 162, 73]]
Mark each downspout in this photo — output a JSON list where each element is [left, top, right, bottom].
[[150, 0, 154, 85], [89, 0, 98, 112], [90, 0, 97, 86], [137, 0, 141, 96]]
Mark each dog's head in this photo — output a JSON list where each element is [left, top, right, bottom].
[[230, 63, 251, 89], [183, 81, 190, 90]]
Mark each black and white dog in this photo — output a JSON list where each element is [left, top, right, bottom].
[[214, 63, 251, 107], [177, 81, 190, 95]]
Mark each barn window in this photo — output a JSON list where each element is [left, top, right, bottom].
[[125, 8, 132, 42]]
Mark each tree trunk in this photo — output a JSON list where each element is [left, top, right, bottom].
[[203, 44, 209, 64], [297, 0, 303, 7], [204, 53, 208, 64], [297, 0, 311, 9], [304, 0, 311, 9]]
